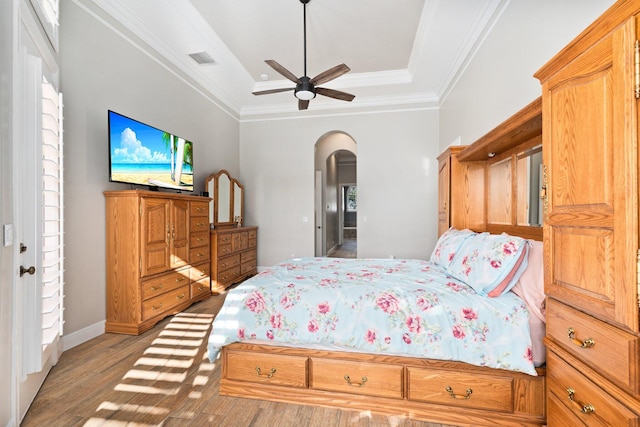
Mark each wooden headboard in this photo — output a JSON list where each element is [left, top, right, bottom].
[[438, 97, 543, 241]]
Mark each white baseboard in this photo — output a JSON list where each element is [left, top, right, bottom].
[[62, 320, 105, 351]]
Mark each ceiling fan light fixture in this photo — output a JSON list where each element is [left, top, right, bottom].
[[295, 90, 316, 101], [295, 77, 316, 100]]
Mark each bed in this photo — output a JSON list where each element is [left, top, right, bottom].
[[208, 229, 546, 426]]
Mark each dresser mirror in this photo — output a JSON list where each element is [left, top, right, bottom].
[[205, 170, 244, 228]]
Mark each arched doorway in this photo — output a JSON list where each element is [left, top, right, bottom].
[[314, 132, 357, 257]]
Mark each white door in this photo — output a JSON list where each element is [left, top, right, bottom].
[[315, 170, 323, 256], [14, 50, 64, 422]]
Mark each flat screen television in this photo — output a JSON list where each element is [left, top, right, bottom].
[[108, 110, 194, 192]]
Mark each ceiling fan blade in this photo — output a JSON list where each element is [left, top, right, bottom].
[[298, 99, 310, 110], [265, 60, 300, 83], [316, 87, 355, 102], [252, 87, 295, 96], [310, 64, 350, 86]]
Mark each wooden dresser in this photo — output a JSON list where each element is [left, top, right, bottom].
[[210, 226, 257, 293], [535, 0, 640, 423], [104, 190, 211, 335]]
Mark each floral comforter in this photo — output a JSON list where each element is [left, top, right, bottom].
[[208, 257, 537, 375]]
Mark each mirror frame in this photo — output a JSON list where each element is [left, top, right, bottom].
[[205, 169, 244, 228]]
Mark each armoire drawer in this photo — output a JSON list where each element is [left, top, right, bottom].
[[546, 298, 640, 392], [190, 231, 209, 248], [190, 216, 209, 233], [547, 350, 639, 426], [190, 277, 210, 300], [190, 262, 210, 281], [141, 269, 190, 301], [310, 358, 403, 399], [141, 285, 189, 320], [406, 366, 513, 412], [190, 201, 209, 217], [225, 349, 308, 388], [189, 245, 209, 264]]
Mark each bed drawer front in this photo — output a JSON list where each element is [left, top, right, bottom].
[[225, 350, 308, 388], [546, 298, 639, 391], [141, 285, 188, 321], [407, 367, 513, 412], [310, 358, 403, 399], [547, 350, 639, 426]]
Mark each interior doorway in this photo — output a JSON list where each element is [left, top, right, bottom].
[[314, 132, 357, 258]]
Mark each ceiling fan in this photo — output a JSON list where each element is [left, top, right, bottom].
[[252, 0, 355, 110]]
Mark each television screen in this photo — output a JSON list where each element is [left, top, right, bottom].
[[108, 110, 194, 192]]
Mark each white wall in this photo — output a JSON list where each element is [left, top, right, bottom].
[[59, 0, 240, 337], [240, 108, 440, 266], [439, 0, 616, 151]]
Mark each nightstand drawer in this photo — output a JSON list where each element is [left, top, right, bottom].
[[310, 358, 403, 399], [407, 366, 513, 412], [546, 298, 640, 392], [547, 350, 639, 426], [225, 349, 308, 388]]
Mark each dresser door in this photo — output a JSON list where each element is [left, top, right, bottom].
[[542, 18, 638, 332]]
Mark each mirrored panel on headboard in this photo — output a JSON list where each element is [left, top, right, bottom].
[[205, 170, 244, 228], [516, 145, 542, 227]]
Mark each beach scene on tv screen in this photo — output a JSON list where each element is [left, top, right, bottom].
[[109, 112, 193, 191]]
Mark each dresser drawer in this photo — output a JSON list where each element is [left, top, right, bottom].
[[225, 349, 308, 388], [310, 358, 403, 399], [241, 259, 257, 275], [217, 234, 233, 246], [217, 243, 233, 257], [190, 201, 209, 217], [141, 269, 190, 300], [190, 245, 210, 264], [217, 254, 240, 272], [247, 228, 257, 239], [190, 216, 209, 233], [547, 298, 640, 392], [547, 350, 640, 426], [407, 366, 513, 412], [218, 265, 241, 285], [190, 277, 210, 300], [142, 285, 189, 320], [190, 231, 209, 248], [241, 249, 256, 263]]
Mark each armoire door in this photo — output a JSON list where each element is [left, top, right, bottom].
[[541, 17, 639, 332]]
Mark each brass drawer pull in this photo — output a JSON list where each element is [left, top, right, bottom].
[[152, 302, 163, 311], [176, 277, 186, 282], [176, 293, 186, 300], [255, 367, 276, 378], [445, 386, 472, 399], [150, 284, 163, 292], [567, 388, 595, 414], [567, 328, 595, 348], [343, 375, 367, 387]]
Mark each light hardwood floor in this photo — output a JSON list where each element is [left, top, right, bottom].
[[328, 238, 357, 258], [22, 288, 456, 427]]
